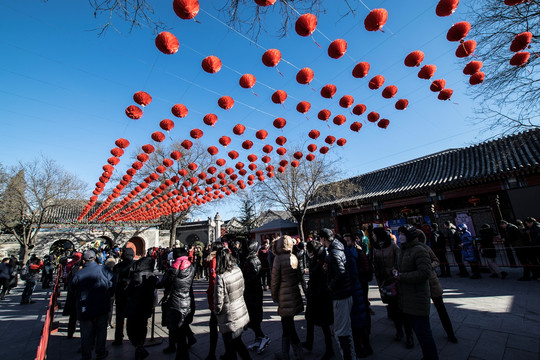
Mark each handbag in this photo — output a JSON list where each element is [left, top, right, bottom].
[[379, 281, 397, 304]]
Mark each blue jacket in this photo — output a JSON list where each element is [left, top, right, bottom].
[[70, 261, 114, 320], [460, 231, 478, 262], [344, 246, 368, 329], [325, 239, 352, 300]]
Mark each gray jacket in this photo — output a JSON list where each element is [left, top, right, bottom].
[[214, 266, 250, 333]]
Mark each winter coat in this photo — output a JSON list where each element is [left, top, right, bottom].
[[0, 262, 12, 281], [27, 261, 43, 282], [271, 236, 304, 317], [113, 250, 135, 299], [70, 261, 114, 320], [124, 257, 158, 319], [325, 239, 352, 300], [460, 231, 478, 262], [479, 228, 497, 259], [373, 239, 399, 287], [305, 246, 333, 326], [214, 266, 250, 333], [355, 244, 373, 283], [161, 256, 195, 329], [257, 246, 270, 270], [242, 242, 263, 324], [501, 223, 525, 247], [422, 244, 443, 299], [397, 240, 432, 317], [206, 251, 217, 311], [431, 230, 446, 250], [344, 246, 368, 329], [528, 222, 540, 245]]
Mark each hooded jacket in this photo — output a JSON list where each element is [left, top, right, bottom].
[[325, 238, 352, 300], [242, 241, 263, 323], [113, 248, 135, 298], [271, 236, 304, 317], [214, 266, 250, 333], [305, 244, 333, 326], [124, 257, 158, 319], [344, 245, 368, 329], [70, 261, 114, 320], [161, 256, 195, 328]]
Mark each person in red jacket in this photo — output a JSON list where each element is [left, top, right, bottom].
[[20, 255, 43, 304]]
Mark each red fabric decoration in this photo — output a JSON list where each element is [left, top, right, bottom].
[[321, 84, 337, 99], [208, 146, 219, 155], [510, 52, 530, 66], [404, 51, 424, 67], [218, 96, 234, 110], [377, 119, 390, 129], [447, 21, 471, 41], [273, 117, 286, 129], [173, 0, 200, 20], [248, 154, 258, 162], [156, 166, 166, 174], [505, 0, 525, 5], [170, 151, 181, 161], [133, 91, 152, 107], [291, 160, 300, 168], [296, 101, 311, 114], [418, 65, 437, 79], [125, 105, 143, 119], [296, 68, 314, 85], [325, 136, 336, 145], [142, 144, 155, 154], [438, 89, 453, 101], [436, 0, 460, 17], [163, 158, 174, 167], [262, 49, 281, 67], [430, 79, 446, 92], [364, 8, 388, 31], [328, 39, 347, 59], [308, 129, 320, 139], [368, 75, 385, 90], [307, 144, 317, 152], [263, 145, 274, 153], [277, 147, 287, 155], [181, 139, 193, 150], [382, 85, 398, 99], [318, 109, 331, 121], [160, 119, 175, 131], [333, 115, 346, 126], [108, 157, 120, 166], [469, 72, 485, 85], [395, 99, 409, 110], [242, 140, 254, 150], [306, 154, 315, 162], [352, 104, 367, 115], [276, 136, 287, 145], [239, 74, 256, 88], [339, 95, 354, 108], [256, 129, 268, 140], [171, 104, 188, 118], [151, 132, 166, 142], [463, 60, 483, 75], [294, 152, 303, 159], [456, 40, 477, 58], [367, 111, 380, 123], [233, 124, 246, 135], [155, 32, 179, 55], [350, 122, 362, 132], [111, 147, 124, 157], [352, 62, 370, 78], [228, 150, 239, 160], [319, 147, 329, 154], [272, 90, 287, 104], [295, 13, 317, 37], [202, 55, 222, 74], [203, 114, 218, 127], [138, 153, 150, 162], [216, 159, 226, 166], [336, 138, 347, 146], [219, 136, 231, 147]]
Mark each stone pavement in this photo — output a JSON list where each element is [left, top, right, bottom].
[[1, 267, 540, 360]]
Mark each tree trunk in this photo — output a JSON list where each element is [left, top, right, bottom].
[[169, 215, 179, 248], [19, 243, 28, 264]]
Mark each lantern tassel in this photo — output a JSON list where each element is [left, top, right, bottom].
[[311, 35, 322, 48]]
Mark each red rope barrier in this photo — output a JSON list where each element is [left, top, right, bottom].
[[35, 264, 62, 360]]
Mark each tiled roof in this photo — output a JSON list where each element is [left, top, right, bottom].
[[308, 129, 540, 210], [251, 218, 298, 233]]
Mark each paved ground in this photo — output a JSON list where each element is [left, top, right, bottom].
[[1, 267, 540, 360]]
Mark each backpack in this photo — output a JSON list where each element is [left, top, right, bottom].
[[20, 265, 29, 280]]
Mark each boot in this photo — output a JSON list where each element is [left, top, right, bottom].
[[291, 342, 304, 360], [405, 335, 414, 349], [321, 326, 334, 360], [274, 337, 290, 360], [338, 336, 354, 360]]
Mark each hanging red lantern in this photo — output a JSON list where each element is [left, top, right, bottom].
[[321, 84, 337, 98], [339, 95, 354, 108], [108, 157, 120, 166], [308, 129, 320, 139], [418, 65, 437, 80], [262, 48, 281, 67], [171, 104, 188, 118], [276, 136, 287, 145], [350, 122, 362, 132], [228, 150, 239, 160], [188, 162, 198, 171], [207, 146, 219, 156], [235, 162, 244, 170], [173, 0, 200, 20], [111, 147, 124, 157], [404, 50, 424, 67], [437, 0, 460, 16], [256, 129, 268, 140], [395, 99, 409, 110], [333, 115, 346, 126], [328, 39, 347, 59], [382, 85, 398, 99], [239, 74, 256, 88], [181, 139, 193, 150], [163, 158, 174, 167], [504, 0, 525, 4], [156, 166, 167, 174], [155, 32, 179, 55], [142, 144, 155, 154], [368, 75, 385, 90], [273, 117, 286, 129], [430, 79, 446, 92], [510, 52, 530, 66], [318, 109, 331, 121], [242, 140, 253, 150], [456, 40, 477, 58], [160, 119, 175, 132], [295, 13, 317, 37], [138, 153, 150, 162], [277, 147, 287, 156], [199, 173, 208, 180], [305, 154, 315, 162], [325, 135, 336, 145], [296, 67, 314, 85], [218, 96, 234, 110], [364, 8, 388, 31], [201, 55, 222, 73], [293, 151, 303, 159], [447, 21, 471, 42], [133, 91, 152, 107], [190, 129, 203, 139], [203, 114, 218, 127], [125, 105, 143, 120], [367, 111, 380, 123], [216, 158, 226, 166], [247, 154, 258, 162], [296, 101, 311, 114], [438, 89, 453, 100], [510, 32, 533, 52], [352, 62, 370, 78], [336, 138, 347, 146], [463, 60, 483, 75], [170, 151, 181, 161], [469, 72, 485, 85], [151, 132, 165, 142], [271, 90, 287, 104], [319, 147, 329, 155], [377, 119, 390, 129], [217, 136, 230, 147], [262, 144, 274, 154], [233, 124, 246, 135], [468, 196, 480, 206], [279, 160, 289, 167], [352, 104, 367, 115], [208, 166, 217, 174], [307, 144, 317, 152], [291, 160, 300, 168]]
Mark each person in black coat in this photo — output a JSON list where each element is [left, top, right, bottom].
[[112, 248, 135, 345], [478, 224, 507, 279], [294, 241, 308, 294], [0, 258, 13, 300], [430, 224, 450, 277]]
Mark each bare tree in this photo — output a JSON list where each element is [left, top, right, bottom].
[[0, 157, 87, 262], [466, 0, 540, 134]]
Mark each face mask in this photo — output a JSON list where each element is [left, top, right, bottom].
[[399, 234, 407, 243]]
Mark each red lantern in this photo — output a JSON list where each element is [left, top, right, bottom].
[[404, 50, 424, 67], [350, 122, 362, 132], [436, 0, 459, 17], [368, 75, 385, 90], [352, 62, 370, 78], [296, 67, 314, 85], [321, 84, 337, 99], [308, 129, 320, 139], [352, 104, 367, 115], [262, 48, 281, 67], [242, 140, 253, 150], [318, 109, 331, 121], [108, 157, 120, 166], [510, 52, 530, 66], [170, 151, 181, 160], [367, 111, 380, 123], [271, 90, 287, 104], [382, 85, 398, 99], [430, 79, 446, 92], [463, 60, 483, 75], [339, 95, 354, 108], [188, 163, 198, 171], [277, 147, 287, 156], [133, 91, 152, 107], [276, 136, 287, 146], [306, 154, 315, 162], [235, 162, 244, 170], [377, 119, 390, 129], [511, 32, 533, 52], [111, 147, 124, 157], [155, 32, 179, 55], [190, 129, 203, 139], [138, 153, 150, 162], [160, 119, 175, 131], [142, 144, 155, 154], [171, 104, 188, 118], [296, 101, 311, 114], [418, 65, 437, 80], [228, 150, 239, 160], [181, 139, 193, 150], [163, 158, 174, 167], [125, 105, 143, 119], [291, 160, 300, 168], [468, 196, 480, 206], [203, 114, 218, 127], [239, 74, 256, 88], [256, 129, 268, 140], [233, 124, 246, 135], [337, 138, 347, 146], [279, 160, 289, 167], [247, 154, 258, 162], [173, 0, 200, 20], [438, 89, 453, 101], [216, 158, 226, 166], [395, 99, 409, 110], [505, 0, 525, 4], [202, 55, 222, 73], [328, 39, 347, 59], [207, 146, 219, 156], [262, 145, 273, 154], [307, 144, 317, 152], [456, 40, 477, 58], [294, 151, 303, 159], [273, 117, 286, 129], [325, 136, 336, 145], [447, 21, 471, 42], [218, 96, 234, 110], [469, 72, 485, 85], [364, 8, 388, 31], [295, 13, 317, 37], [319, 146, 329, 154], [156, 166, 166, 174], [151, 132, 165, 142], [218, 136, 231, 148], [208, 166, 217, 174], [333, 115, 346, 126]]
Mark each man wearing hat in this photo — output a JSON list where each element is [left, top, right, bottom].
[[70, 249, 114, 360]]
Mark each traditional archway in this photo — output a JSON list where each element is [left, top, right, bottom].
[[94, 236, 114, 251], [185, 233, 200, 247], [49, 239, 75, 255], [126, 236, 146, 258]]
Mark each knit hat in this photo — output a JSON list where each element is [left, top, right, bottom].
[[319, 228, 333, 240], [82, 250, 96, 261], [398, 224, 418, 242]]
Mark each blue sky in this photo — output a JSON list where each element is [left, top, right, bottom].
[[0, 0, 500, 220]]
